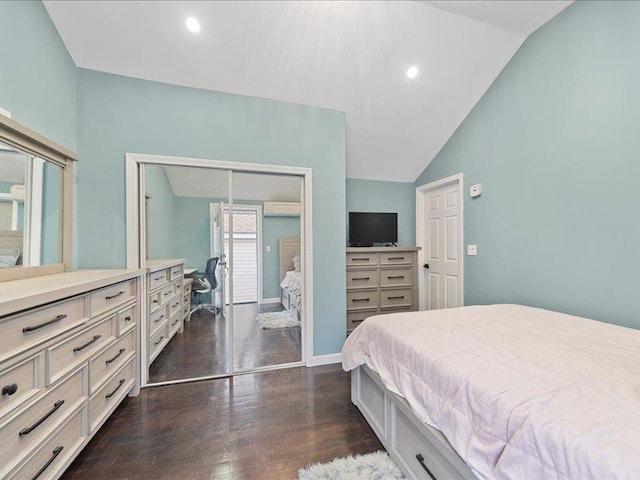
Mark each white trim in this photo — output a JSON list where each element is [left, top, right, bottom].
[[125, 153, 314, 386], [307, 353, 342, 367], [415, 173, 464, 311], [260, 297, 281, 305]]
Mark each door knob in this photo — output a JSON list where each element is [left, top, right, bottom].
[[423, 264, 430, 269]]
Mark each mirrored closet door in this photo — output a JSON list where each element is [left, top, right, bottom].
[[139, 162, 305, 386]]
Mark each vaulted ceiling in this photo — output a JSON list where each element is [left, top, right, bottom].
[[44, 1, 571, 182]]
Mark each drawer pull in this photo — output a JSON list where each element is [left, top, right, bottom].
[[154, 336, 164, 346], [19, 400, 65, 436], [105, 379, 126, 399], [2, 383, 18, 396], [352, 257, 370, 261], [154, 315, 165, 323], [352, 277, 370, 281], [388, 295, 405, 300], [30, 446, 63, 480], [73, 334, 101, 352], [171, 319, 180, 327], [105, 291, 124, 300], [416, 453, 437, 480], [105, 348, 126, 365], [388, 275, 405, 279], [352, 298, 370, 303], [124, 315, 132, 322], [388, 256, 405, 261], [172, 301, 180, 308], [22, 314, 67, 333], [164, 292, 171, 296], [152, 299, 159, 304], [153, 275, 164, 281]]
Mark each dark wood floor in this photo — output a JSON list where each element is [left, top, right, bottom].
[[149, 303, 301, 383], [61, 365, 383, 480]]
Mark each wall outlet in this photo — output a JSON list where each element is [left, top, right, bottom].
[[469, 184, 482, 198], [467, 244, 477, 256]]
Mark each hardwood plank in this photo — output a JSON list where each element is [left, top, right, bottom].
[[62, 365, 382, 480]]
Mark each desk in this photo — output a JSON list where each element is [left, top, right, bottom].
[[184, 268, 197, 276]]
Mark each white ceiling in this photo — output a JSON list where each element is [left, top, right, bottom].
[[163, 166, 301, 202], [44, 1, 571, 182]]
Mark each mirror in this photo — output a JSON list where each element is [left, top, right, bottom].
[[0, 141, 62, 269], [0, 114, 77, 282]]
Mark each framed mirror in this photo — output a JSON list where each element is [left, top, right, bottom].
[[0, 115, 78, 282]]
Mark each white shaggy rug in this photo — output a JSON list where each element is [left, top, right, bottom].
[[299, 451, 405, 480], [256, 310, 300, 329]]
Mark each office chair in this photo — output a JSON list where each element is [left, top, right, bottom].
[[189, 257, 221, 316]]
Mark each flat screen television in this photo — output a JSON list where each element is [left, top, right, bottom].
[[349, 212, 397, 246]]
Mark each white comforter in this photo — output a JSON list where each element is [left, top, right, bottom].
[[280, 271, 302, 297], [342, 305, 640, 480]]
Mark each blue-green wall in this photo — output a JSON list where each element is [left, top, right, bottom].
[[346, 178, 415, 247], [415, 1, 640, 329], [0, 1, 76, 150], [76, 69, 346, 355], [262, 214, 300, 299], [145, 165, 178, 260]]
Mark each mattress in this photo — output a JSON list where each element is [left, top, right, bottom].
[[342, 304, 640, 480]]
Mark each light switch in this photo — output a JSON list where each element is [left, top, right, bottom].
[[265, 245, 271, 253], [467, 244, 477, 256]]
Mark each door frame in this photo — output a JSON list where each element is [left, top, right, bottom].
[[214, 203, 264, 305], [415, 173, 464, 310], [125, 153, 313, 387]]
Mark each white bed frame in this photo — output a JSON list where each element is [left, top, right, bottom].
[[278, 236, 301, 319], [352, 365, 477, 480]]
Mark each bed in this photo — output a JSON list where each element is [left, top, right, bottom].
[[278, 236, 301, 320], [0, 230, 23, 267], [342, 304, 640, 480]]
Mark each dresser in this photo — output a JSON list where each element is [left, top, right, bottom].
[[0, 269, 142, 480], [183, 277, 193, 323], [145, 259, 185, 366], [346, 247, 420, 335]]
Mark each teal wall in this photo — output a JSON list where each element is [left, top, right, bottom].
[[0, 1, 76, 150], [76, 69, 346, 355], [145, 165, 178, 260], [415, 1, 640, 329], [346, 178, 415, 247], [262, 214, 300, 299]]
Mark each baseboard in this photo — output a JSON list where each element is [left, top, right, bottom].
[[260, 297, 281, 305], [306, 353, 342, 367]]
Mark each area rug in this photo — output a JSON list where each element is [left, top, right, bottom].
[[299, 451, 405, 480], [256, 310, 300, 329]]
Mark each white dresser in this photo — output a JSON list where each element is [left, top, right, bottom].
[[145, 259, 185, 366], [0, 269, 142, 480]]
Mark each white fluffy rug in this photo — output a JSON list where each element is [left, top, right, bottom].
[[256, 310, 300, 329], [299, 451, 405, 480]]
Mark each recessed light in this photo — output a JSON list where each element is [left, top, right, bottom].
[[186, 17, 201, 33], [406, 65, 418, 79]]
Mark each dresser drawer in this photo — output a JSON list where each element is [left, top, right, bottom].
[[347, 269, 379, 289], [380, 252, 412, 265], [168, 295, 182, 318], [0, 296, 88, 363], [90, 358, 135, 431], [148, 292, 161, 313], [148, 326, 168, 363], [149, 306, 168, 338], [379, 267, 413, 287], [89, 330, 135, 394], [116, 304, 136, 337], [168, 311, 182, 339], [6, 406, 85, 480], [159, 284, 176, 305], [0, 355, 41, 420], [91, 279, 136, 317], [183, 281, 192, 297], [182, 302, 189, 318], [347, 310, 377, 331], [347, 290, 379, 310], [46, 316, 114, 385], [380, 288, 413, 309], [149, 268, 169, 291], [379, 306, 413, 315], [347, 252, 379, 267], [170, 265, 183, 281], [0, 366, 85, 472]]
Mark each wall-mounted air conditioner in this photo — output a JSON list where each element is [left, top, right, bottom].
[[263, 201, 301, 217]]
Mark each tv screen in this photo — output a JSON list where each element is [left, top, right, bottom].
[[349, 212, 397, 246]]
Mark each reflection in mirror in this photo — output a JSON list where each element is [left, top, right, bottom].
[[0, 142, 62, 269]]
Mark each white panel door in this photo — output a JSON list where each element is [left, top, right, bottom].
[[424, 183, 461, 310], [210, 202, 226, 316]]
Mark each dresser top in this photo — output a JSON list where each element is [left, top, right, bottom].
[[346, 246, 421, 253], [146, 258, 186, 273], [0, 269, 143, 317]]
